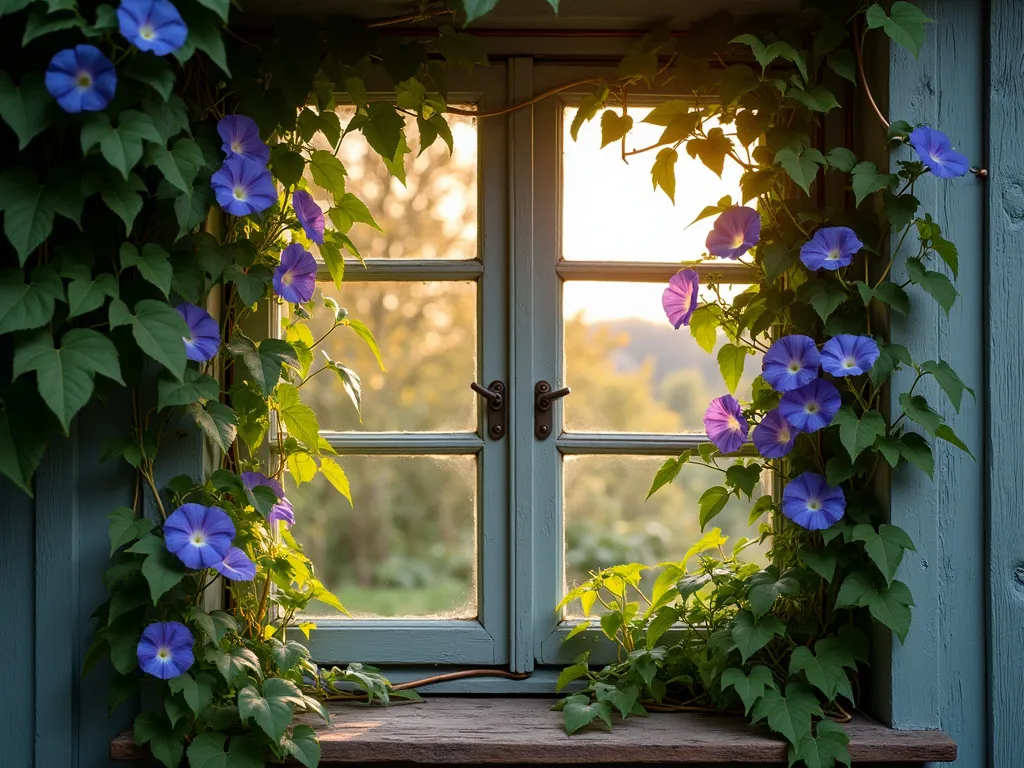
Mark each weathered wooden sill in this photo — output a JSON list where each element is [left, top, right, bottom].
[[110, 697, 956, 765]]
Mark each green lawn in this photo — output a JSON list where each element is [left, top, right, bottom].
[[304, 580, 473, 619]]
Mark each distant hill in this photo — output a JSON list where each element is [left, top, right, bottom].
[[586, 318, 723, 388]]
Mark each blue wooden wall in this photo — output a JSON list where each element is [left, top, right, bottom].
[[0, 0, 1011, 765], [0, 397, 138, 768], [0, 391, 202, 768], [886, 3, 988, 768], [985, 0, 1024, 765]]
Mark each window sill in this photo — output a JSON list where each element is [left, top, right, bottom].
[[110, 697, 956, 765]]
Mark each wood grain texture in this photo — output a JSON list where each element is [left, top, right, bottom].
[[509, 56, 538, 674], [528, 82, 567, 668], [76, 396, 153, 768], [34, 428, 79, 768], [305, 620, 499, 666], [987, 1, 1024, 765], [0, 475, 36, 768], [886, 5, 988, 766], [110, 697, 956, 764]]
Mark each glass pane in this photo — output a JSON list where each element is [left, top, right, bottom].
[[302, 281, 477, 432], [563, 455, 769, 604], [563, 281, 761, 433], [306, 108, 478, 260], [289, 454, 477, 619], [562, 107, 743, 262]]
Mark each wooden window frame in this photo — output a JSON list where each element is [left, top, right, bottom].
[[303, 64, 512, 667]]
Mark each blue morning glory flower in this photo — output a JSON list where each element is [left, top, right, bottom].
[[163, 503, 235, 569], [703, 394, 749, 454], [175, 302, 220, 362], [782, 472, 845, 530], [293, 189, 325, 245], [241, 471, 295, 526], [45, 45, 117, 114], [762, 334, 821, 392], [909, 126, 970, 179], [273, 243, 317, 304], [218, 115, 270, 165], [137, 621, 195, 679], [706, 206, 761, 260], [213, 547, 256, 581], [211, 155, 277, 217], [779, 379, 841, 433], [117, 0, 188, 57], [752, 408, 797, 459], [800, 227, 863, 271], [662, 269, 699, 329], [821, 335, 880, 377]]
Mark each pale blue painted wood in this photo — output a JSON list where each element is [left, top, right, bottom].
[[527, 80, 567, 668], [304, 64, 511, 668], [509, 56, 539, 674], [0, 476, 35, 768], [76, 397, 145, 768], [34, 430, 78, 768], [986, 1, 1024, 765], [306, 620, 498, 664], [474, 61, 512, 667], [887, 3, 987, 768]]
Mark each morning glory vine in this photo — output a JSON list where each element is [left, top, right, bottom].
[[555, 4, 976, 766]]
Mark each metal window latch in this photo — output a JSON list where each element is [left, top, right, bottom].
[[471, 380, 507, 440], [534, 380, 571, 441]]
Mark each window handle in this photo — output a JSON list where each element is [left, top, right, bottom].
[[535, 380, 571, 440], [471, 380, 506, 440]]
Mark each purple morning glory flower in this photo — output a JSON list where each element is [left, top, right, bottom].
[[213, 547, 256, 581], [752, 409, 797, 459], [703, 394, 749, 454], [706, 206, 761, 260], [293, 189, 325, 245], [163, 503, 235, 569], [782, 472, 845, 531], [175, 302, 220, 362], [779, 379, 841, 433], [45, 45, 117, 114], [117, 0, 188, 57], [240, 471, 295, 526], [762, 334, 821, 393], [137, 621, 195, 679], [909, 126, 970, 179], [662, 269, 699, 329], [273, 243, 317, 304], [210, 155, 277, 217], [821, 335, 880, 377], [218, 115, 270, 165], [800, 227, 863, 271]]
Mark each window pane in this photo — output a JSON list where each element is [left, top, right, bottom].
[[562, 107, 743, 262], [302, 281, 477, 432], [306, 108, 478, 260], [289, 455, 477, 619], [563, 455, 768, 603], [563, 281, 762, 433]]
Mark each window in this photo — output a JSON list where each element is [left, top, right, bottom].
[[289, 62, 768, 678], [290, 64, 510, 665]]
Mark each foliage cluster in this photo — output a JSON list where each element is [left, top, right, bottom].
[[0, 0, 497, 764], [551, 3, 975, 766]]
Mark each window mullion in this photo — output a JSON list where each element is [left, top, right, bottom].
[[314, 260, 484, 282], [508, 56, 541, 674], [556, 260, 758, 283], [521, 83, 565, 671]]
